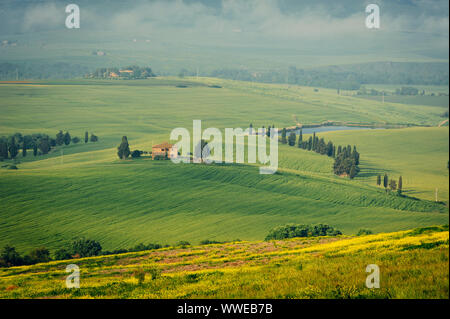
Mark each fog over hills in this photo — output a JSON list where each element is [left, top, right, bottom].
[[0, 0, 448, 78]]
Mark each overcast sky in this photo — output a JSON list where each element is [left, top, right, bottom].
[[0, 0, 448, 67]]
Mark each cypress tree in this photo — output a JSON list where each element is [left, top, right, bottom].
[[63, 132, 71, 145], [0, 139, 8, 159], [85, 131, 89, 143], [307, 136, 312, 150], [249, 123, 253, 135], [56, 130, 64, 146], [38, 138, 51, 154], [117, 136, 131, 159], [353, 146, 360, 165], [377, 174, 381, 186], [398, 176, 403, 194], [22, 142, 27, 157], [349, 165, 357, 179], [288, 132, 296, 146], [8, 137, 18, 159], [33, 143, 38, 156], [383, 173, 388, 192], [297, 129, 303, 148], [281, 128, 287, 144]]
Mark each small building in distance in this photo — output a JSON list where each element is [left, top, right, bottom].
[[152, 142, 178, 159], [119, 69, 134, 75]]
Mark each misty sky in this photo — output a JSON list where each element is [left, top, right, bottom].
[[0, 0, 448, 70]]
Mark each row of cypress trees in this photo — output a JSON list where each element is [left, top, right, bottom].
[[0, 131, 97, 160], [377, 174, 403, 194], [280, 128, 360, 179]]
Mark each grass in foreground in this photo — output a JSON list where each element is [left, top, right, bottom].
[[0, 226, 448, 299]]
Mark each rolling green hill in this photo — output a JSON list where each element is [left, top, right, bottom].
[[0, 78, 448, 254]]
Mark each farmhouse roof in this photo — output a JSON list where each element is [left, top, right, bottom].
[[152, 142, 175, 149]]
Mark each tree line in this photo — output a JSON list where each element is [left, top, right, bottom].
[[265, 224, 342, 240], [0, 239, 165, 268], [278, 127, 360, 179], [377, 173, 403, 195], [209, 62, 448, 90], [0, 131, 98, 161]]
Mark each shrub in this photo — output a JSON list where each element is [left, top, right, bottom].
[[54, 248, 72, 260], [131, 150, 142, 158], [0, 245, 22, 267], [134, 268, 146, 285], [148, 266, 161, 280], [265, 224, 342, 240], [71, 239, 102, 257], [357, 229, 373, 236], [28, 247, 51, 264], [200, 239, 223, 245], [90, 134, 98, 142], [176, 241, 191, 248], [72, 137, 81, 144]]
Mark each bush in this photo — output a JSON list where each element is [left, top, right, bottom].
[[265, 224, 342, 241], [357, 229, 373, 236], [72, 137, 81, 144], [131, 150, 142, 158], [54, 248, 72, 260], [134, 268, 146, 285], [148, 266, 161, 280], [200, 239, 223, 245], [28, 247, 51, 264], [0, 245, 22, 267], [176, 241, 191, 248], [90, 134, 98, 142], [152, 155, 166, 160], [71, 239, 102, 257]]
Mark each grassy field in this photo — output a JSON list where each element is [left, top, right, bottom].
[[0, 78, 448, 254], [0, 226, 448, 299]]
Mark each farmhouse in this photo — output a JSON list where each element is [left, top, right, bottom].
[[152, 142, 178, 159], [119, 69, 134, 75]]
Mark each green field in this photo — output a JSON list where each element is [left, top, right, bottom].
[[0, 78, 448, 254]]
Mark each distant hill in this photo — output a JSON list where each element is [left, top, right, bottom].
[[211, 62, 449, 90]]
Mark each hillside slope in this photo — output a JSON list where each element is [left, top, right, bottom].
[[0, 226, 448, 299]]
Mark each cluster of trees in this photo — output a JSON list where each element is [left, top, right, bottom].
[[117, 136, 131, 159], [117, 136, 148, 159], [265, 224, 342, 240], [0, 239, 165, 268], [333, 145, 360, 179], [87, 66, 155, 79], [248, 124, 276, 137], [377, 174, 403, 195], [209, 62, 448, 90], [0, 62, 89, 80], [280, 128, 360, 179], [0, 131, 98, 161]]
